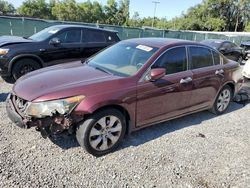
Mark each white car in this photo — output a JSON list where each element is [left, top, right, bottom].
[[242, 59, 250, 78]]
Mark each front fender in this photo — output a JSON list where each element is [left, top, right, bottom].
[[8, 54, 44, 73]]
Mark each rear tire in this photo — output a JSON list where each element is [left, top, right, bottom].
[[76, 108, 126, 156], [12, 58, 41, 80], [211, 85, 232, 115]]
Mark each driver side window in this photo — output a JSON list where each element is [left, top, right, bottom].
[[152, 47, 187, 75], [56, 29, 81, 43]]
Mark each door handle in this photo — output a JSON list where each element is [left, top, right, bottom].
[[180, 77, 192, 84], [215, 69, 224, 76]]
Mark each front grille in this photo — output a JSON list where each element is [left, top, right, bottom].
[[11, 94, 28, 117]]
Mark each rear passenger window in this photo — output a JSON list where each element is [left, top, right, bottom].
[[212, 51, 220, 65], [190, 47, 213, 69], [152, 47, 187, 75], [84, 30, 106, 43]]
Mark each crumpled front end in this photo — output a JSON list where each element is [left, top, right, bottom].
[[6, 93, 83, 138]]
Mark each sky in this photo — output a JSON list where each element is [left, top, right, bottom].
[[10, 0, 203, 20]]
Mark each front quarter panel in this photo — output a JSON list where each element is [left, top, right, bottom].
[[72, 78, 137, 130]]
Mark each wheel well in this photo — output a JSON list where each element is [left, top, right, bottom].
[[91, 105, 131, 135], [226, 83, 235, 95], [11, 56, 43, 72]]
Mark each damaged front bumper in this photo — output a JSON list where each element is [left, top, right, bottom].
[[6, 94, 83, 138], [6, 95, 27, 128]]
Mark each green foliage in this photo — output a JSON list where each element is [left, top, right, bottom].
[[168, 0, 250, 31], [245, 22, 250, 32], [0, 0, 15, 15], [17, 0, 52, 19], [7, 0, 250, 32], [51, 0, 79, 21]]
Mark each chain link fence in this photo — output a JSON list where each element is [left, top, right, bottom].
[[1, 16, 250, 44]]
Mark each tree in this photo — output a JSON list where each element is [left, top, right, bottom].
[[52, 0, 80, 21], [116, 0, 130, 26], [169, 0, 250, 31], [245, 22, 250, 32], [17, 0, 52, 19], [104, 0, 118, 24], [78, 0, 105, 23], [0, 0, 15, 15], [128, 12, 141, 27]]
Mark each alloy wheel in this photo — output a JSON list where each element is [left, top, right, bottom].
[[89, 116, 122, 151], [217, 89, 231, 112], [20, 65, 34, 75]]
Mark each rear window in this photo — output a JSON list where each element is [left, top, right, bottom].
[[189, 46, 214, 69]]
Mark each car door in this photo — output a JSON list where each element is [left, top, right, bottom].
[[41, 29, 82, 66], [82, 29, 109, 59], [189, 46, 224, 110], [136, 46, 193, 127]]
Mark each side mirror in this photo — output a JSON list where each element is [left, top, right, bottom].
[[147, 68, 165, 81], [49, 37, 61, 45], [219, 47, 226, 53]]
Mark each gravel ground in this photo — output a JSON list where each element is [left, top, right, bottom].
[[0, 77, 250, 188]]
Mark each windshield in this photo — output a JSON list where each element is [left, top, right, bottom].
[[29, 27, 60, 41], [88, 42, 158, 77]]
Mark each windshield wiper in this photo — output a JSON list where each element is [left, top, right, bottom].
[[94, 66, 113, 75], [81, 59, 89, 64], [23, 36, 32, 40]]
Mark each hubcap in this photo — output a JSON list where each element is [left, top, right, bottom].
[[20, 65, 34, 75], [89, 116, 122, 151], [217, 89, 231, 112]]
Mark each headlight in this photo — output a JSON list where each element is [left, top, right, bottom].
[[0, 48, 9, 55], [26, 95, 85, 118]]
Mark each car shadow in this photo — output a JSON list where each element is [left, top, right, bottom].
[[49, 101, 248, 152], [0, 93, 9, 102], [119, 102, 247, 150], [49, 133, 80, 149]]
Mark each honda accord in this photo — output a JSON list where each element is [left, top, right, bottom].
[[6, 38, 242, 156]]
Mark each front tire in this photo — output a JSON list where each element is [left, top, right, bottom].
[[12, 58, 41, 80], [211, 85, 232, 115], [76, 108, 126, 156]]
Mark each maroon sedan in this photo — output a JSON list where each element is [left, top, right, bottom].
[[6, 38, 242, 156]]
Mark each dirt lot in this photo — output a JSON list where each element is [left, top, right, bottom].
[[0, 77, 250, 188]]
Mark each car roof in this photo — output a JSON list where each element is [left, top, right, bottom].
[[123, 38, 206, 48], [202, 39, 231, 43], [47, 24, 118, 33]]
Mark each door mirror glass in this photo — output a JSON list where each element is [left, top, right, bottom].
[[219, 47, 226, 52], [147, 68, 165, 81], [49, 37, 61, 45]]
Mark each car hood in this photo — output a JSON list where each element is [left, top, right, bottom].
[[0, 35, 33, 47], [13, 62, 119, 101], [241, 41, 250, 46]]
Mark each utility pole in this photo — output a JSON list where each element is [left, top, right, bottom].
[[152, 1, 160, 28]]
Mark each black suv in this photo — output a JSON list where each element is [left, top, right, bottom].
[[0, 25, 120, 81], [201, 39, 244, 63], [240, 41, 250, 60]]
